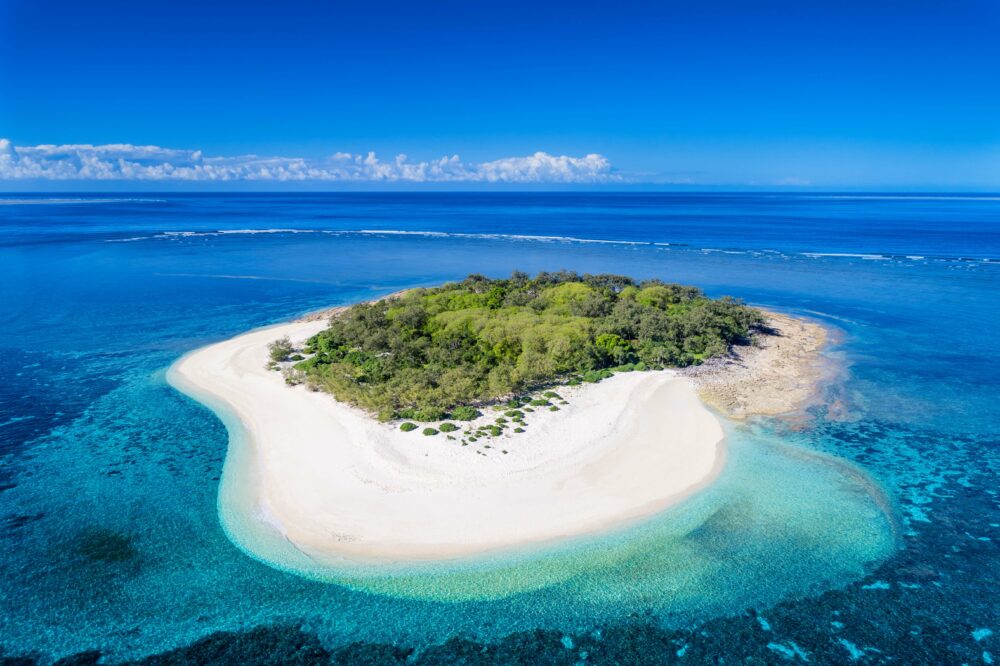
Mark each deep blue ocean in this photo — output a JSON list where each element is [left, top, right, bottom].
[[0, 193, 997, 664]]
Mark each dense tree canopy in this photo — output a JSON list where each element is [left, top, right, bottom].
[[293, 271, 765, 420]]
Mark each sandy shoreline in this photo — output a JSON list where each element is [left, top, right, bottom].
[[169, 318, 726, 564]]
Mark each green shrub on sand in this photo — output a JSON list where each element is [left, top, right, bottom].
[[449, 406, 481, 421]]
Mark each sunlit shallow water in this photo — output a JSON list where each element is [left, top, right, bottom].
[[0, 193, 996, 662]]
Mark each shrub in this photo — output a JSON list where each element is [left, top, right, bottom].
[[439, 422, 458, 432], [582, 369, 613, 383], [543, 391, 562, 399], [422, 427, 439, 436], [268, 336, 294, 363], [397, 407, 447, 422], [400, 422, 418, 432], [450, 406, 482, 421], [514, 427, 525, 433], [529, 398, 551, 407], [289, 354, 305, 361], [282, 368, 305, 386], [504, 410, 525, 419]]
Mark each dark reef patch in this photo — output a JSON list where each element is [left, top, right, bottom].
[[130, 627, 330, 666], [74, 528, 139, 564]]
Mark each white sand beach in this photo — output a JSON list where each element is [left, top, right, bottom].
[[169, 318, 726, 564]]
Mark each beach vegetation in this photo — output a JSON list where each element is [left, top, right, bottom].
[[268, 336, 294, 363], [399, 422, 418, 432], [282, 368, 305, 386], [449, 406, 481, 421], [422, 427, 439, 436], [299, 271, 763, 418], [439, 422, 458, 432]]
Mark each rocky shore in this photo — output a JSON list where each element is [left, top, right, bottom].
[[686, 311, 834, 419]]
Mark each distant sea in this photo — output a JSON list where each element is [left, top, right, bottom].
[[1, 193, 997, 663]]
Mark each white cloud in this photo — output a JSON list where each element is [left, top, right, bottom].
[[0, 139, 617, 183]]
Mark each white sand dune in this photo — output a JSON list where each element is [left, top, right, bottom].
[[170, 319, 726, 564]]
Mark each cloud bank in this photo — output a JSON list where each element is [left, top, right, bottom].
[[0, 139, 616, 183]]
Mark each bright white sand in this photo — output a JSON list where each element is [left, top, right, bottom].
[[170, 319, 726, 563]]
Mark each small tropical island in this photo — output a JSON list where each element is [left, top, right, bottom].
[[169, 272, 829, 567]]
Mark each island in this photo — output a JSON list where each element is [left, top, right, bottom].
[[169, 272, 828, 566]]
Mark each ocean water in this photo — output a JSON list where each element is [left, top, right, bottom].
[[0, 193, 997, 664]]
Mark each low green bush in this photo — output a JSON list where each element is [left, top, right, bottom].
[[549, 405, 560, 411], [268, 336, 293, 363], [400, 422, 418, 432], [543, 391, 562, 399], [398, 407, 447, 422], [439, 422, 458, 432], [422, 427, 439, 436], [582, 369, 613, 383], [449, 406, 481, 421], [504, 410, 524, 419], [529, 398, 551, 406]]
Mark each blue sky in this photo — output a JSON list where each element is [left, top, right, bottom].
[[1, 0, 998, 190]]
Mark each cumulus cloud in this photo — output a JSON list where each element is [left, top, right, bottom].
[[0, 139, 617, 183]]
